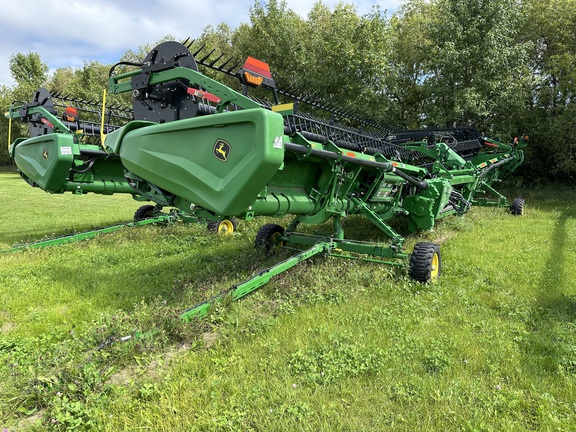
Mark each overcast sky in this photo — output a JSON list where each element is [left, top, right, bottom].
[[0, 0, 401, 89]]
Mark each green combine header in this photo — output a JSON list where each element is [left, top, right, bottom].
[[4, 40, 527, 318]]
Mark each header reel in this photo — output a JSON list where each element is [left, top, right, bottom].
[[11, 87, 132, 144], [128, 41, 202, 122]]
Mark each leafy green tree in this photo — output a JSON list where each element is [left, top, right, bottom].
[[192, 24, 241, 88], [303, 3, 388, 120], [383, 0, 433, 128], [233, 0, 307, 84], [520, 0, 576, 179], [9, 52, 49, 103], [233, 1, 394, 127], [350, 6, 395, 126], [52, 62, 110, 100], [422, 0, 532, 137]]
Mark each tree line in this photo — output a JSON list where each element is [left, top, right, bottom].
[[1, 0, 575, 180]]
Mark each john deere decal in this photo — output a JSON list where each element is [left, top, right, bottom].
[[213, 139, 231, 162]]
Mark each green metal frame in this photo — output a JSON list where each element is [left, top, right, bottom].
[[181, 241, 332, 321], [0, 215, 174, 254]]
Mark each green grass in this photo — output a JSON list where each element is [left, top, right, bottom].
[[1, 171, 576, 431], [0, 171, 140, 249]]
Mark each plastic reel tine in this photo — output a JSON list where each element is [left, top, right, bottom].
[[225, 60, 242, 74], [216, 56, 234, 71], [297, 90, 311, 103], [282, 90, 296, 101], [208, 53, 224, 67], [323, 100, 338, 111], [198, 48, 216, 64], [228, 60, 242, 72], [285, 83, 299, 95], [192, 43, 206, 57], [305, 91, 321, 105], [342, 108, 355, 119], [278, 79, 294, 91], [276, 81, 290, 96], [327, 99, 342, 112], [182, 37, 194, 48], [310, 89, 323, 100]]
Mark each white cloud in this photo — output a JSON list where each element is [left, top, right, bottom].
[[0, 0, 401, 89]]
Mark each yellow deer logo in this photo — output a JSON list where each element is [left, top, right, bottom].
[[213, 139, 231, 162]]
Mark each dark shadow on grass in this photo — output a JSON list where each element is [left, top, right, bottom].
[[302, 214, 412, 243], [522, 209, 576, 375], [27, 236, 292, 320]]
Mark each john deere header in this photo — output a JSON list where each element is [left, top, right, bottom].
[[4, 40, 527, 315]]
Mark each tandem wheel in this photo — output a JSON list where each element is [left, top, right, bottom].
[[255, 224, 285, 252], [510, 198, 525, 216], [207, 218, 238, 235], [409, 242, 442, 283], [134, 204, 159, 221]]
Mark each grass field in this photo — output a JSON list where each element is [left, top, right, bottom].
[[1, 170, 576, 431]]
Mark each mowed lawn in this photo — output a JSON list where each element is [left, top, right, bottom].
[[1, 170, 576, 431]]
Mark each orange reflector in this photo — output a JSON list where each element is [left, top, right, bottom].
[[392, 162, 398, 167], [480, 163, 487, 168], [346, 152, 356, 157], [243, 56, 272, 78], [64, 106, 78, 122], [243, 71, 264, 86]]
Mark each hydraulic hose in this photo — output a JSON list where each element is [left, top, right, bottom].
[[284, 142, 428, 190]]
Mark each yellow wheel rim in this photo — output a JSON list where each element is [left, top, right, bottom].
[[217, 219, 235, 235], [270, 232, 285, 248], [430, 253, 440, 279]]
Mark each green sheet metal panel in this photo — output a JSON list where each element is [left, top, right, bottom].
[[12, 133, 75, 192], [117, 108, 285, 215]]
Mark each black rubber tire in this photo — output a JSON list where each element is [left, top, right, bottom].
[[510, 198, 525, 216], [207, 218, 237, 235], [134, 205, 157, 221], [255, 224, 285, 251], [409, 242, 442, 283]]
